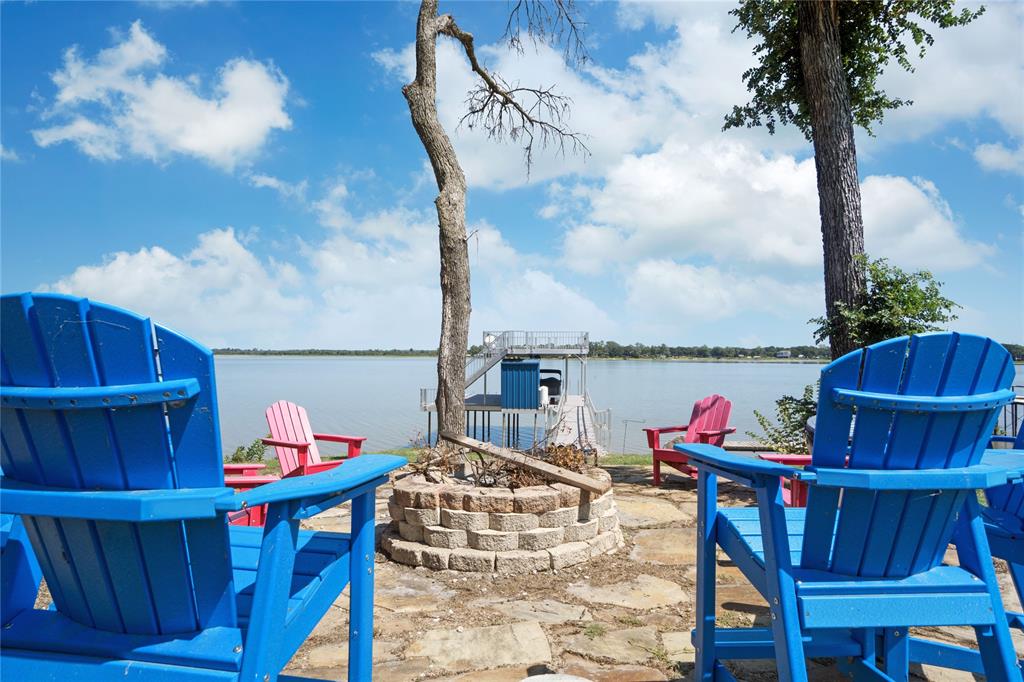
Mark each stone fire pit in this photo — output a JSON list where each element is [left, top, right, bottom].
[[381, 468, 623, 573]]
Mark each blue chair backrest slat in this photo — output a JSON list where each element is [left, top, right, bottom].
[[0, 293, 236, 635], [800, 333, 1014, 579]]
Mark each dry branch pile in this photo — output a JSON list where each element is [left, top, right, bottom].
[[409, 441, 588, 489]]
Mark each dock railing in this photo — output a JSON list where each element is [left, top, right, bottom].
[[585, 390, 612, 451], [490, 331, 589, 354]]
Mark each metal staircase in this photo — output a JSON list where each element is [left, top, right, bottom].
[[464, 332, 510, 389]]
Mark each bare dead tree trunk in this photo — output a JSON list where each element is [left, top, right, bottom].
[[403, 0, 470, 439], [798, 1, 866, 359]]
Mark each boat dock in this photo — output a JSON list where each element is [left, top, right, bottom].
[[420, 331, 611, 454]]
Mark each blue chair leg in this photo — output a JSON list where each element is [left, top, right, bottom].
[[694, 469, 718, 681], [955, 499, 1022, 682], [756, 477, 808, 682], [348, 490, 376, 681], [240, 501, 299, 682], [882, 628, 910, 681], [1008, 561, 1024, 629]]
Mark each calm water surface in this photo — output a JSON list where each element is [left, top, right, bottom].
[[214, 356, 1023, 456]]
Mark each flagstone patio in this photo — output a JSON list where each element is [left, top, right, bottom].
[[289, 465, 1024, 681]]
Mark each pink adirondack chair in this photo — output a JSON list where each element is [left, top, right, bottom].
[[644, 394, 736, 486], [262, 400, 367, 478]]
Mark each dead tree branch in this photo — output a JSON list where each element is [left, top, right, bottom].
[[438, 13, 589, 170]]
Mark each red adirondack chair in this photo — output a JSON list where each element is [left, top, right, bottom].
[[644, 394, 735, 486], [263, 400, 367, 478]]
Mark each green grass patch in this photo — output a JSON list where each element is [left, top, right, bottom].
[[600, 454, 652, 465]]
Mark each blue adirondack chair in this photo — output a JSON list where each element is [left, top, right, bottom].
[[676, 332, 1022, 681], [0, 292, 406, 681], [910, 445, 1024, 673]]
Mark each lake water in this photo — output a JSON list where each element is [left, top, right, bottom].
[[213, 356, 1023, 457]]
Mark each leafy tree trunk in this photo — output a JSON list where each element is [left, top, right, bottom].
[[797, 1, 866, 359], [403, 0, 469, 438]]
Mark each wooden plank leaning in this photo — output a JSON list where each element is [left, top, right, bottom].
[[439, 431, 610, 494]]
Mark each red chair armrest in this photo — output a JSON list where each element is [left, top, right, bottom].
[[224, 474, 280, 492], [313, 433, 367, 444], [313, 434, 366, 458], [694, 427, 736, 443], [642, 425, 689, 449], [261, 437, 312, 450], [223, 463, 267, 477], [285, 459, 343, 478], [758, 453, 813, 465]]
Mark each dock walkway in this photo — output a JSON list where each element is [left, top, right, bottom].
[[550, 394, 607, 456]]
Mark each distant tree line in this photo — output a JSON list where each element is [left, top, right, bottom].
[[586, 341, 831, 360], [214, 348, 437, 357], [217, 342, 1024, 362]]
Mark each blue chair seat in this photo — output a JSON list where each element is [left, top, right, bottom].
[[230, 526, 349, 629], [718, 507, 996, 630], [1, 526, 350, 674]]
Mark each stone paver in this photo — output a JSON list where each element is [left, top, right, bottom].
[[303, 639, 400, 667], [564, 625, 660, 664], [630, 526, 696, 565], [568, 573, 689, 609], [662, 630, 695, 663], [479, 598, 592, 624], [404, 621, 552, 673], [375, 571, 454, 613], [614, 494, 693, 528], [560, 654, 668, 681]]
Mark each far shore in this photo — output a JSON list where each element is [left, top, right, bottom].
[[213, 350, 833, 363]]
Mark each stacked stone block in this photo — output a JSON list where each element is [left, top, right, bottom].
[[381, 470, 622, 573]]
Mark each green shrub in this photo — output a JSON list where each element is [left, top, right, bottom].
[[811, 256, 958, 349], [228, 437, 268, 463], [748, 384, 817, 455]]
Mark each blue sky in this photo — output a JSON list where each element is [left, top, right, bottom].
[[2, 1, 1021, 349]]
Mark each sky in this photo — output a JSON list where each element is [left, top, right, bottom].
[[1, 0, 1021, 350]]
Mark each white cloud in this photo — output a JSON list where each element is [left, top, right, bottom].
[[560, 137, 821, 271], [558, 136, 990, 276], [32, 20, 291, 170], [877, 2, 1024, 142], [626, 259, 822, 321], [44, 228, 311, 348], [860, 176, 994, 270], [0, 145, 20, 162], [247, 173, 308, 201], [42, 192, 610, 348], [973, 142, 1024, 175]]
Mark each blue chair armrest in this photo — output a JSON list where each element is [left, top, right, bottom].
[[832, 387, 1014, 412], [674, 443, 801, 481], [0, 477, 231, 521], [0, 378, 200, 410], [981, 450, 1024, 481], [803, 464, 1015, 491], [215, 454, 406, 513]]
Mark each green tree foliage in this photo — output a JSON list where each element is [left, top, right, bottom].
[[227, 437, 268, 463], [724, 0, 984, 137], [810, 256, 959, 349], [749, 384, 818, 454]]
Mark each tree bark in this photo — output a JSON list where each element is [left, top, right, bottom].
[[403, 0, 470, 439], [798, 1, 866, 359]]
